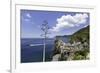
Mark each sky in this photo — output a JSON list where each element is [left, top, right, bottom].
[[21, 10, 89, 38]]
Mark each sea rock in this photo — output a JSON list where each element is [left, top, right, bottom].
[[52, 54, 61, 61]]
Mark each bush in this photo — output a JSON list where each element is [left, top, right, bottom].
[[73, 48, 89, 60]]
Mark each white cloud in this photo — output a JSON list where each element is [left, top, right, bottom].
[[26, 13, 31, 18], [23, 13, 31, 22], [50, 13, 88, 32], [24, 18, 30, 21]]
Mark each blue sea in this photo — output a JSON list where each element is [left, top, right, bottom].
[[21, 38, 55, 63]]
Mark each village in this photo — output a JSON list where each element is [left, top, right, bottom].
[[52, 39, 89, 61]]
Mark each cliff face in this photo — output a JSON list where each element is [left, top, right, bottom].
[[52, 25, 90, 61]]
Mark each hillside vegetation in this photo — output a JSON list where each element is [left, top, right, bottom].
[[70, 26, 89, 44]]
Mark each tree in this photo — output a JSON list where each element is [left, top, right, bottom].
[[41, 20, 50, 62]]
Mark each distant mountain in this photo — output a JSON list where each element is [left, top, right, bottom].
[[55, 35, 71, 38], [55, 35, 71, 43]]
